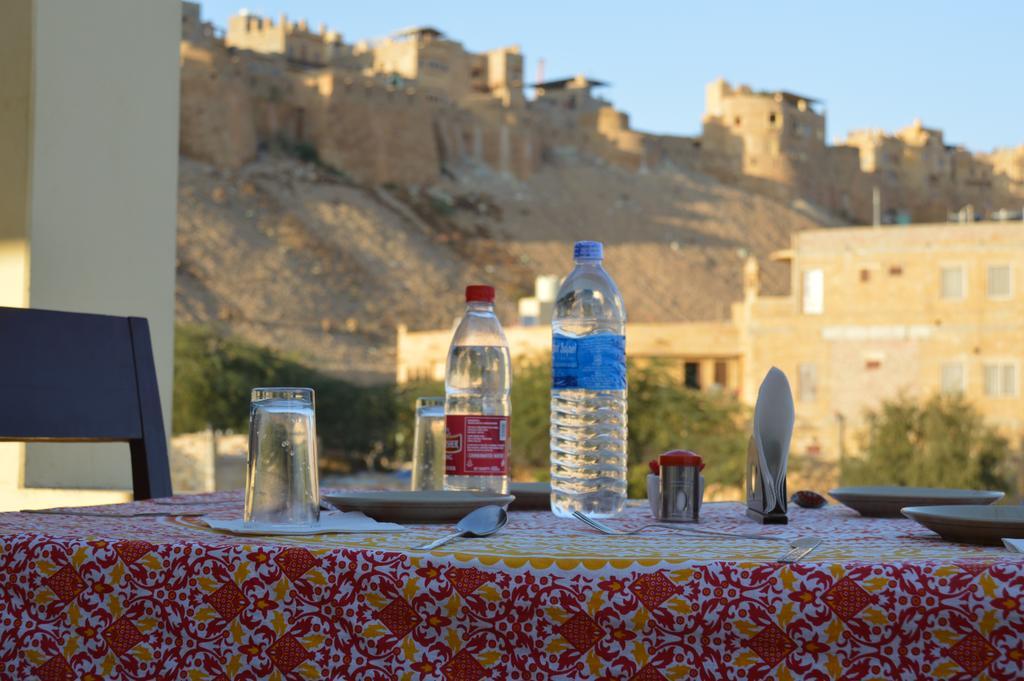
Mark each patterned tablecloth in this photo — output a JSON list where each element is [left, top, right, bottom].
[[1, 492, 1022, 681]]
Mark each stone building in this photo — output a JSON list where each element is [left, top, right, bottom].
[[533, 75, 610, 115], [225, 12, 345, 67], [359, 27, 471, 103], [472, 46, 525, 107], [184, 5, 1024, 224], [843, 119, 998, 223], [699, 79, 1022, 225], [396, 320, 742, 392], [702, 79, 826, 193], [736, 221, 1023, 477], [181, 2, 208, 45], [397, 222, 1024, 489]]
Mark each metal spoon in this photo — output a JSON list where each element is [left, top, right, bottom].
[[415, 505, 508, 550]]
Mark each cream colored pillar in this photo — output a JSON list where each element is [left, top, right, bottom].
[[0, 0, 180, 509]]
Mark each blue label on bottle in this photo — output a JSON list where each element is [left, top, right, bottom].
[[552, 333, 626, 390]]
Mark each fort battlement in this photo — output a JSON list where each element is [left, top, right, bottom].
[[182, 4, 1024, 224]]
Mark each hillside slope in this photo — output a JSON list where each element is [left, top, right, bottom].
[[176, 155, 830, 382]]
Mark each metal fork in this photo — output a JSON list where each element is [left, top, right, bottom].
[[777, 537, 822, 563], [572, 511, 790, 542], [577, 509, 823, 561]]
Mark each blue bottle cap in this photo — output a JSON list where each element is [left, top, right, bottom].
[[573, 241, 604, 261]]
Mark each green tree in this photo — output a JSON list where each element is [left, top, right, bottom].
[[173, 325, 395, 472], [503, 360, 750, 495], [842, 393, 1013, 491], [626, 361, 750, 496], [509, 361, 555, 478]]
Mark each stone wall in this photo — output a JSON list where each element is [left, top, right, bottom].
[[179, 43, 257, 169], [306, 73, 441, 185]]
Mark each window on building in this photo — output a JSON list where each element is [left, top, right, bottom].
[[734, 116, 742, 127], [684, 362, 701, 390], [859, 269, 871, 283], [940, 265, 965, 299], [713, 361, 728, 388], [987, 264, 1012, 299], [798, 363, 817, 402], [802, 269, 824, 314], [983, 362, 1017, 397], [940, 362, 965, 395], [768, 113, 777, 128], [889, 265, 903, 276]]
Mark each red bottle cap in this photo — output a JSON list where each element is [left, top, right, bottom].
[[648, 459, 660, 475], [659, 450, 704, 471], [466, 285, 495, 303]]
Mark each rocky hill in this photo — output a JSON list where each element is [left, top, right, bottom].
[[176, 152, 830, 383]]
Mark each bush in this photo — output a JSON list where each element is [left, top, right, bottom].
[[842, 393, 1012, 491], [626, 361, 749, 496], [507, 360, 750, 496], [173, 325, 394, 473]]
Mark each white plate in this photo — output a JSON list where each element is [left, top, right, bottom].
[[325, 490, 514, 524], [201, 511, 406, 536], [902, 505, 1024, 546], [829, 486, 1003, 517]]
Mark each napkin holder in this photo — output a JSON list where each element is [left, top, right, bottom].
[[746, 435, 788, 524], [745, 367, 794, 525]]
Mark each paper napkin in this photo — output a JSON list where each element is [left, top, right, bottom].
[[1002, 538, 1024, 553], [201, 511, 407, 536]]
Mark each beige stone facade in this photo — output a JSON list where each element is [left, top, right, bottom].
[[397, 321, 742, 393], [397, 222, 1024, 489], [226, 12, 344, 67], [736, 221, 1024, 471], [842, 120, 999, 223]]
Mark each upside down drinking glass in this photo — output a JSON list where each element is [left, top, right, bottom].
[[244, 387, 320, 526], [411, 397, 446, 491]]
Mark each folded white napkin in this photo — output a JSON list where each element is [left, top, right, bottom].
[[201, 511, 406, 536], [1002, 538, 1024, 553]]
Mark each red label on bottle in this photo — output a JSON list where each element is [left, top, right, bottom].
[[445, 415, 509, 476]]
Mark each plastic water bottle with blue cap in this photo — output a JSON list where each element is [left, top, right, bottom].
[[550, 241, 628, 517]]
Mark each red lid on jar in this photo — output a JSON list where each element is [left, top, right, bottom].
[[659, 450, 704, 470], [466, 285, 495, 303]]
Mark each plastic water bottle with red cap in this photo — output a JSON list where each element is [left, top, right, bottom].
[[550, 240, 628, 517], [444, 285, 511, 494]]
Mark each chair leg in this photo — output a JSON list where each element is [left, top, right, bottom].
[[130, 439, 172, 499]]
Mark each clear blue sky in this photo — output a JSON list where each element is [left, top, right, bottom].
[[197, 0, 1023, 152]]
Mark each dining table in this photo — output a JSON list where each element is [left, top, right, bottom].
[[1, 491, 1022, 680]]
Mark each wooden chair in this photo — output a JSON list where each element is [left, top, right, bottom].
[[0, 306, 172, 499]]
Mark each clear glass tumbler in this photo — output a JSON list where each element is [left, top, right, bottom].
[[411, 397, 445, 491], [244, 387, 320, 525]]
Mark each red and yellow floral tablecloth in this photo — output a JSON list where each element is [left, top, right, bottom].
[[1, 491, 1022, 680]]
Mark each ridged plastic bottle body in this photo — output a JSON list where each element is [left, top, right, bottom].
[[444, 302, 511, 494], [550, 260, 628, 518]]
